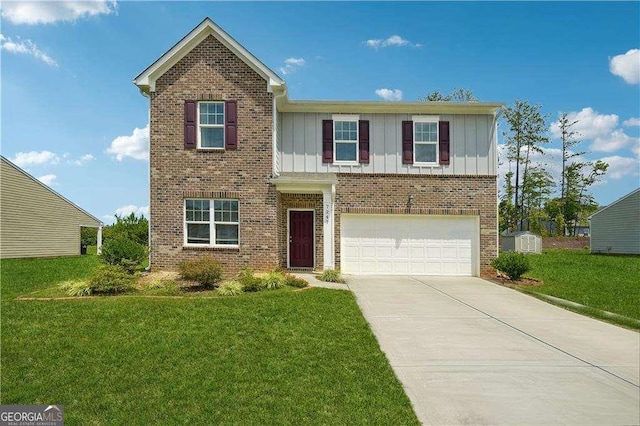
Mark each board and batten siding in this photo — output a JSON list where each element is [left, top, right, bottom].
[[0, 158, 101, 259], [590, 189, 640, 255], [279, 113, 497, 175]]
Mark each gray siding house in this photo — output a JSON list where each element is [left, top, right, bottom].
[[589, 188, 640, 255], [0, 156, 103, 259]]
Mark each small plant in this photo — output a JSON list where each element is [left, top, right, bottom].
[[237, 268, 264, 292], [86, 264, 137, 294], [178, 256, 223, 288], [59, 280, 92, 297], [144, 280, 181, 295], [319, 269, 343, 283], [492, 252, 531, 281], [284, 273, 308, 288], [262, 270, 286, 290], [100, 236, 147, 274], [217, 281, 244, 296]]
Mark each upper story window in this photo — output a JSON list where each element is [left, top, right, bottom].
[[333, 115, 359, 162], [198, 102, 225, 149], [413, 117, 439, 164], [185, 199, 239, 247]]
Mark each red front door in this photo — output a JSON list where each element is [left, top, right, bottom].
[[289, 211, 314, 268]]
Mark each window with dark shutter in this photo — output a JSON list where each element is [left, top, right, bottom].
[[358, 120, 370, 164], [439, 121, 450, 165], [225, 100, 237, 150], [402, 120, 413, 164], [184, 100, 197, 149], [322, 119, 333, 163]]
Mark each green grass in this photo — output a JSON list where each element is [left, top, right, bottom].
[[524, 249, 640, 326], [1, 256, 418, 425]]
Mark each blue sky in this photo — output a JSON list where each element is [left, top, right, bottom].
[[2, 1, 638, 224]]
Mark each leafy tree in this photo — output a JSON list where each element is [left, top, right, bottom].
[[102, 213, 149, 245], [499, 171, 517, 233], [81, 227, 98, 245], [564, 160, 608, 235], [420, 87, 477, 102], [522, 166, 555, 231]]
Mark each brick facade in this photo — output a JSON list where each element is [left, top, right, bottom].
[[149, 35, 278, 274]]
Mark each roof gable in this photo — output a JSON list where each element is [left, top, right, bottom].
[[134, 17, 285, 94], [589, 188, 640, 219]]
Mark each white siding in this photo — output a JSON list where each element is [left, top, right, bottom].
[[590, 189, 640, 254], [1, 159, 101, 259], [280, 113, 497, 175]]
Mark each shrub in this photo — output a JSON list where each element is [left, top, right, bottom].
[[100, 236, 147, 274], [217, 281, 244, 296], [319, 269, 343, 283], [86, 265, 136, 294], [284, 273, 308, 288], [237, 268, 264, 292], [59, 280, 92, 297], [144, 280, 181, 295], [178, 256, 223, 288], [262, 271, 286, 290], [492, 252, 531, 281]]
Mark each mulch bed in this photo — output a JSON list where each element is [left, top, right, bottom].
[[488, 274, 544, 287]]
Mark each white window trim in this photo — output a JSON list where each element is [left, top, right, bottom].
[[184, 198, 239, 248], [197, 101, 225, 150], [412, 116, 439, 166], [332, 114, 360, 164]]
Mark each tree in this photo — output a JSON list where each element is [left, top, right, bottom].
[[556, 113, 586, 225], [521, 166, 555, 234], [499, 171, 517, 233], [501, 101, 550, 230], [102, 213, 149, 245], [564, 160, 608, 235], [420, 87, 477, 102]]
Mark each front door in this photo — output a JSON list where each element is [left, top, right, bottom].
[[289, 210, 314, 268]]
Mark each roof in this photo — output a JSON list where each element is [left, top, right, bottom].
[[588, 188, 640, 219], [277, 99, 503, 114], [0, 156, 103, 226], [503, 231, 541, 237], [134, 17, 285, 94]]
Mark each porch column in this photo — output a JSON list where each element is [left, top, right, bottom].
[[97, 226, 103, 255], [322, 185, 335, 270]]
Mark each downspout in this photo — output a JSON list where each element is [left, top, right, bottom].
[[272, 86, 287, 178], [140, 88, 152, 270]]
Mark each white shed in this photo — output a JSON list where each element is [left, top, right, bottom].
[[589, 188, 640, 255], [500, 231, 542, 254]]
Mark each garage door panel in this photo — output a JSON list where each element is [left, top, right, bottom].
[[341, 215, 478, 276]]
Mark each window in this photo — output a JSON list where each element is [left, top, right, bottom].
[[334, 119, 358, 162], [198, 102, 225, 149], [414, 120, 438, 164], [185, 199, 239, 246]]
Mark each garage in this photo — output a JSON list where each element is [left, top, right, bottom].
[[340, 214, 479, 276]]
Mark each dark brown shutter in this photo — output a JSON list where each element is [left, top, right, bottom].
[[402, 120, 413, 164], [358, 120, 370, 164], [225, 100, 238, 150], [184, 100, 197, 149], [322, 119, 333, 163], [439, 121, 450, 165]]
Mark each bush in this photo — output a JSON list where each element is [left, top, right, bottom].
[[100, 236, 147, 274], [59, 280, 92, 297], [284, 273, 308, 288], [319, 269, 343, 283], [144, 280, 181, 295], [86, 265, 136, 294], [178, 256, 223, 288], [492, 252, 531, 281], [262, 271, 286, 290], [237, 268, 264, 292], [217, 281, 244, 296]]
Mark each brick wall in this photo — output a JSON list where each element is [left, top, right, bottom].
[[149, 35, 278, 275], [278, 193, 324, 270], [335, 174, 498, 276]]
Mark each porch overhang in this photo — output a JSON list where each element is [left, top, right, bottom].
[[269, 173, 337, 195]]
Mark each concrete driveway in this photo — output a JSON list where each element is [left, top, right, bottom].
[[347, 276, 640, 425]]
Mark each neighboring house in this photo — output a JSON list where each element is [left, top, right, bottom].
[[134, 18, 501, 276], [0, 156, 102, 259], [589, 188, 640, 255]]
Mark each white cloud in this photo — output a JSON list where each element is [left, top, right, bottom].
[[597, 156, 639, 179], [375, 88, 403, 101], [0, 34, 57, 66], [623, 117, 640, 127], [10, 150, 59, 168], [38, 174, 57, 186], [106, 124, 149, 161], [591, 129, 639, 153], [609, 49, 640, 84], [1, 1, 117, 25], [365, 35, 420, 49], [73, 154, 95, 165], [114, 205, 149, 218], [550, 108, 618, 140], [279, 57, 305, 75]]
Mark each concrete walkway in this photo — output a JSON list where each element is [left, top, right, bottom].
[[347, 276, 640, 425]]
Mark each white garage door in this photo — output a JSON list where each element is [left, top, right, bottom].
[[341, 215, 479, 276]]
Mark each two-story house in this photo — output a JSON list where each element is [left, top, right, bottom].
[[134, 18, 501, 277]]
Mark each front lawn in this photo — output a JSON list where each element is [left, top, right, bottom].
[[525, 249, 640, 325], [1, 257, 418, 425]]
